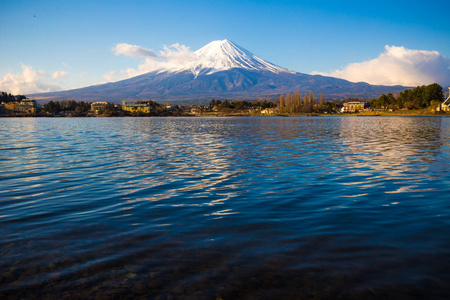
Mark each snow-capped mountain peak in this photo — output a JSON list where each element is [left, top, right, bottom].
[[166, 39, 294, 76]]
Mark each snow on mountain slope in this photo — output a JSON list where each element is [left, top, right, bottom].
[[164, 39, 294, 76]]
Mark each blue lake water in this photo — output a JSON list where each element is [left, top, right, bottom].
[[1, 116, 449, 299]]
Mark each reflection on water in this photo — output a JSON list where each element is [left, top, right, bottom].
[[334, 117, 448, 200], [1, 117, 449, 299]]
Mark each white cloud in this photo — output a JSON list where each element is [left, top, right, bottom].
[[313, 45, 450, 86], [113, 43, 160, 58], [52, 70, 68, 79], [103, 70, 117, 82], [104, 43, 198, 82], [62, 62, 72, 69], [0, 63, 66, 95]]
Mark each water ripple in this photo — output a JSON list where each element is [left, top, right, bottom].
[[1, 117, 449, 299]]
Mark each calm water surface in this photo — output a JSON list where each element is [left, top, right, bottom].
[[1, 117, 449, 299]]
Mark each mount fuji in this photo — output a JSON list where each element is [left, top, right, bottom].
[[31, 39, 406, 103], [158, 39, 294, 76]]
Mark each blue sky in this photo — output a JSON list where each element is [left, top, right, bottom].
[[1, 0, 449, 94]]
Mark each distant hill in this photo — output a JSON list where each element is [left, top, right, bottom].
[[30, 40, 408, 103]]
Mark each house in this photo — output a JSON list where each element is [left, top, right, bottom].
[[91, 101, 109, 114], [4, 102, 16, 112], [436, 87, 450, 112], [341, 101, 365, 113], [2, 99, 37, 114], [261, 108, 277, 114], [122, 100, 152, 113], [190, 105, 202, 114]]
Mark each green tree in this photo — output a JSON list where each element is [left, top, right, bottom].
[[423, 83, 444, 106], [104, 103, 115, 112], [376, 83, 444, 110], [220, 99, 231, 109], [209, 99, 222, 109], [324, 101, 337, 113], [0, 91, 26, 103], [43, 100, 61, 114]]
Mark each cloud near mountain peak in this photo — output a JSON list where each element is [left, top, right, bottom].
[[106, 43, 197, 81], [313, 45, 450, 87]]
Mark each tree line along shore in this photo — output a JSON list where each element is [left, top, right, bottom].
[[1, 83, 448, 117]]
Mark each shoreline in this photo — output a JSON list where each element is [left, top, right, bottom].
[[1, 110, 448, 118], [1, 114, 449, 118]]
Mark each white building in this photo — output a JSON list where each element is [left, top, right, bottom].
[[91, 101, 109, 113], [436, 87, 450, 112], [341, 101, 365, 113]]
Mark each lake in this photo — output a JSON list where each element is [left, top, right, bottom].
[[1, 116, 449, 299]]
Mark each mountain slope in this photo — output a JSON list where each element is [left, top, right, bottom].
[[176, 39, 293, 76], [31, 40, 407, 103]]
